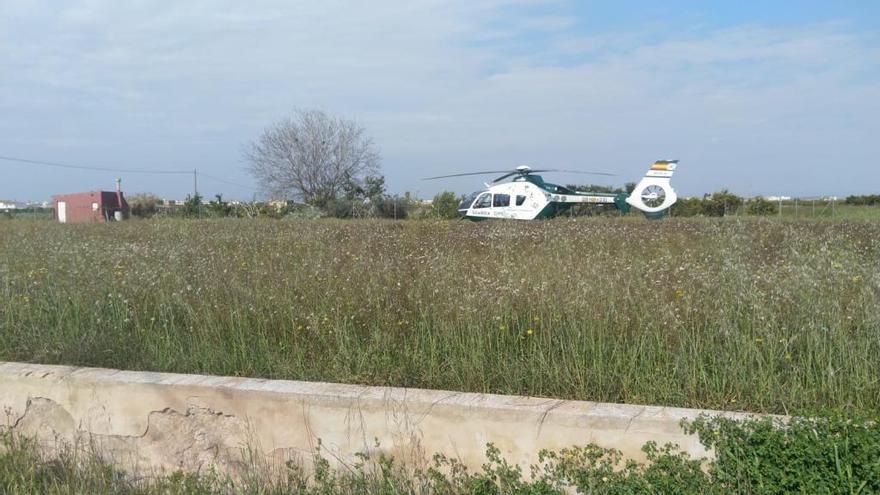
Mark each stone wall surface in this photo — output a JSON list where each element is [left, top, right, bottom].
[[0, 362, 758, 477]]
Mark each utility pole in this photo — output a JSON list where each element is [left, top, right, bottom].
[[193, 169, 201, 219]]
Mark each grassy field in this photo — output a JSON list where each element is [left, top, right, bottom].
[[756, 203, 880, 220], [1, 217, 878, 415]]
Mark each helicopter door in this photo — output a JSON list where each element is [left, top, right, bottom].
[[492, 193, 511, 218], [507, 191, 529, 218], [469, 193, 492, 217], [472, 193, 492, 209]]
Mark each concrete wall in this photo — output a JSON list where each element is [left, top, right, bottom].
[[0, 362, 758, 478]]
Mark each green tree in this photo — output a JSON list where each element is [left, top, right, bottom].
[[431, 191, 461, 219], [207, 194, 232, 217], [343, 174, 386, 201], [702, 190, 743, 217], [845, 194, 880, 206], [180, 193, 203, 218]]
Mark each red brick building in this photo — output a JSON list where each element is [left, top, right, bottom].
[[52, 190, 130, 223]]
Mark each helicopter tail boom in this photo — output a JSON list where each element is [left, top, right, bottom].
[[625, 160, 679, 217]]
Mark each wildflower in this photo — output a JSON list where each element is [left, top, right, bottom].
[[601, 476, 608, 483], [729, 398, 737, 404], [852, 276, 861, 284], [526, 328, 533, 336], [754, 337, 763, 344], [784, 353, 792, 362], [674, 288, 683, 298]]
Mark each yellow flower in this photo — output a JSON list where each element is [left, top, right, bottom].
[[852, 276, 861, 284], [526, 328, 534, 336], [754, 337, 763, 344], [674, 288, 683, 298], [729, 398, 737, 404], [784, 353, 792, 362]]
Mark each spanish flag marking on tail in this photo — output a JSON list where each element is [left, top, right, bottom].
[[650, 160, 678, 171]]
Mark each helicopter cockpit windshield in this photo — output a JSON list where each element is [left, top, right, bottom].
[[458, 191, 483, 210]]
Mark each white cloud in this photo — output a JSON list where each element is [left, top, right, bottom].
[[0, 1, 877, 199]]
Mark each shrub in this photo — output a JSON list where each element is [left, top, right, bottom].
[[686, 413, 880, 494], [746, 196, 779, 216], [177, 193, 203, 218], [207, 194, 233, 217], [373, 196, 409, 219], [844, 194, 880, 206], [4, 414, 879, 493], [702, 189, 743, 216], [128, 193, 162, 218], [670, 197, 705, 217], [431, 191, 461, 219]]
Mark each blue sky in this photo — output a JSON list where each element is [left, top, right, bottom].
[[1, 1, 878, 201]]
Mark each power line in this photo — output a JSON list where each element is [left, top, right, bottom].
[[1, 153, 257, 197], [198, 172, 256, 191], [0, 154, 191, 175]]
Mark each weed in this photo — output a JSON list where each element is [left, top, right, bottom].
[[0, 218, 878, 414]]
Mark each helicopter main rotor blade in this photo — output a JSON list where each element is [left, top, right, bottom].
[[423, 168, 618, 181], [421, 170, 510, 180], [491, 171, 518, 183], [493, 169, 617, 182], [544, 169, 618, 177]]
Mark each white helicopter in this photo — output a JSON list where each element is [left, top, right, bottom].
[[425, 160, 679, 220]]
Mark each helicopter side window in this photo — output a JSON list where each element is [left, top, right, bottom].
[[515, 195, 526, 206], [473, 193, 492, 209], [492, 194, 510, 207]]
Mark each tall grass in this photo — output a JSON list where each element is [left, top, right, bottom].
[[1, 217, 878, 414]]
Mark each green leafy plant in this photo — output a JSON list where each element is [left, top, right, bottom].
[[4, 414, 879, 493]]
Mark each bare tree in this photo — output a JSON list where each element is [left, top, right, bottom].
[[245, 110, 380, 206]]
